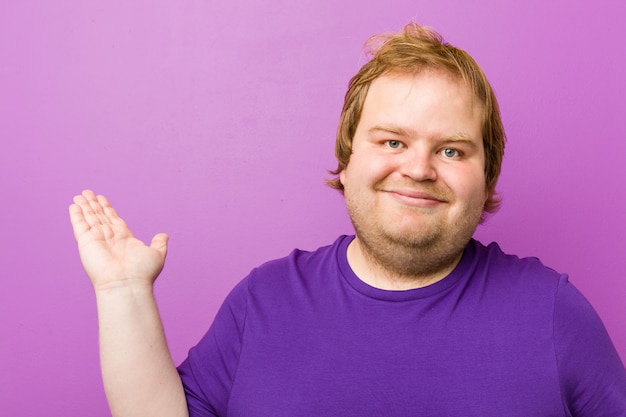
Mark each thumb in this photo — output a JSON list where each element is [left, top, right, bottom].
[[150, 233, 169, 257]]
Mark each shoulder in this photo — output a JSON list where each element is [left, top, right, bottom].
[[221, 235, 350, 307], [245, 235, 349, 287], [469, 240, 615, 334], [468, 239, 565, 294], [550, 269, 626, 413], [458, 240, 574, 325]]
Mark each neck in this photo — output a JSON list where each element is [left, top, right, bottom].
[[346, 236, 465, 290]]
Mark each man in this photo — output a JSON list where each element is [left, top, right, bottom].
[[70, 23, 626, 417]]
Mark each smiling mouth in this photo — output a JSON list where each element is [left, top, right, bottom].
[[382, 189, 447, 207]]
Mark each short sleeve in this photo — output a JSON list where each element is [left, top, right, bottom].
[[554, 275, 626, 416], [177, 277, 250, 417]]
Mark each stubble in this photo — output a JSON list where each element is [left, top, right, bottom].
[[345, 183, 483, 285]]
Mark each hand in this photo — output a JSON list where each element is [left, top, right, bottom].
[[69, 190, 168, 291]]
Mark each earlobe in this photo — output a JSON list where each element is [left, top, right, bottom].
[[339, 169, 346, 186]]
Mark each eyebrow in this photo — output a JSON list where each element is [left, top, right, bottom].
[[441, 133, 480, 149], [369, 125, 480, 148], [368, 125, 410, 136]]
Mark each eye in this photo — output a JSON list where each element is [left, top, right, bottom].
[[385, 140, 402, 149], [441, 148, 460, 158]]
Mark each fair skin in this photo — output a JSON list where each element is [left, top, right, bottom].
[[340, 71, 488, 290], [69, 71, 486, 415], [69, 190, 188, 417]]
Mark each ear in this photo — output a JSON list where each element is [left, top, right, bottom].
[[339, 169, 346, 186]]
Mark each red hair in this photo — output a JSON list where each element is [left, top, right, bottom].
[[327, 23, 506, 218]]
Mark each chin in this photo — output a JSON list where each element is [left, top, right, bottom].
[[379, 226, 444, 250]]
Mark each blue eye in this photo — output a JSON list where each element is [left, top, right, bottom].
[[386, 140, 402, 149], [442, 148, 459, 158]]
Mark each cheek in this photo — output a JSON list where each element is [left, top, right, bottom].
[[472, 178, 489, 206], [341, 149, 398, 189], [446, 168, 486, 201]]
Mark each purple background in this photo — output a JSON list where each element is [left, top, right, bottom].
[[1, 1, 624, 415]]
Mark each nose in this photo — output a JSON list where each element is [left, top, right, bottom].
[[398, 147, 437, 182]]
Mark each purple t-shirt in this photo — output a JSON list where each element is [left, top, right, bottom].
[[178, 236, 626, 416]]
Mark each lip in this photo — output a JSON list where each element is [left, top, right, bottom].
[[382, 189, 447, 207]]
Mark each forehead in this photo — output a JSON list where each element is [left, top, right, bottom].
[[359, 71, 483, 140]]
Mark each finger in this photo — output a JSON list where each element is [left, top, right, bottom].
[[72, 192, 121, 245], [97, 194, 126, 225], [70, 195, 110, 241], [81, 189, 97, 199], [150, 233, 169, 258], [102, 204, 125, 225], [73, 192, 99, 218], [73, 191, 91, 207], [77, 190, 100, 210], [85, 192, 112, 226], [73, 193, 106, 229], [69, 203, 90, 240], [70, 193, 94, 236], [96, 193, 112, 209]]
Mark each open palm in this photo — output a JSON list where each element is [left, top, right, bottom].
[[69, 190, 168, 290]]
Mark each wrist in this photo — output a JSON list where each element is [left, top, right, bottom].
[[93, 279, 155, 298]]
